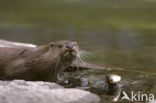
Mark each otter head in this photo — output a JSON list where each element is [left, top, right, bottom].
[[48, 40, 79, 62]]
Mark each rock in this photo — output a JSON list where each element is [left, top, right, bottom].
[[0, 39, 36, 48], [149, 101, 156, 103], [0, 80, 100, 103]]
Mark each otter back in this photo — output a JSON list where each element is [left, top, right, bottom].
[[0, 46, 52, 81]]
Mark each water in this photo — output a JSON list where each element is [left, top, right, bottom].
[[0, 0, 156, 102]]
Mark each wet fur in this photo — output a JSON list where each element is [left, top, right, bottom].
[[0, 41, 78, 82]]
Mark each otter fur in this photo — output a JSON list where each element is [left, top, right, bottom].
[[0, 40, 79, 82]]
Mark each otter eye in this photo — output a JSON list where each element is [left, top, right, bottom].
[[50, 43, 54, 47]]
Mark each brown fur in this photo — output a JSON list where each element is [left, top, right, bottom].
[[0, 40, 79, 82]]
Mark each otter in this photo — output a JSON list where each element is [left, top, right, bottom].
[[0, 40, 79, 82]]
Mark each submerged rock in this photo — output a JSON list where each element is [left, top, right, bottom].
[[0, 80, 100, 103]]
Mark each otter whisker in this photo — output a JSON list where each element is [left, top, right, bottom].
[[47, 54, 60, 80], [80, 56, 90, 68], [79, 55, 88, 65], [51, 55, 62, 81], [77, 54, 84, 64], [79, 50, 95, 58], [75, 50, 92, 68]]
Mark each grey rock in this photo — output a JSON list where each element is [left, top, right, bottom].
[[0, 39, 36, 48], [148, 100, 156, 103], [0, 80, 100, 103]]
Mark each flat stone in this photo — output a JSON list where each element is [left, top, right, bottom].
[[0, 80, 100, 103]]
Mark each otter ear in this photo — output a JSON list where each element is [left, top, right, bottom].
[[73, 42, 77, 44], [49, 42, 54, 47]]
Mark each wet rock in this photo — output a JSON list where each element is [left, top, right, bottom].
[[0, 39, 36, 48], [0, 80, 100, 103]]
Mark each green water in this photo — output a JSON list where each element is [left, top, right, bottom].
[[0, 0, 156, 102]]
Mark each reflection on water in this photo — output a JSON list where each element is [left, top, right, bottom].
[[0, 0, 156, 102]]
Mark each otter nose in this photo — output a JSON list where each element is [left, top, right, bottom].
[[66, 44, 73, 49]]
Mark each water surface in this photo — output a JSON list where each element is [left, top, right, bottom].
[[0, 0, 156, 102]]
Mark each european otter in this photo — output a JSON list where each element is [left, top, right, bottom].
[[0, 40, 79, 82]]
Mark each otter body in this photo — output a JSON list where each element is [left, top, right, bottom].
[[0, 40, 79, 82]]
